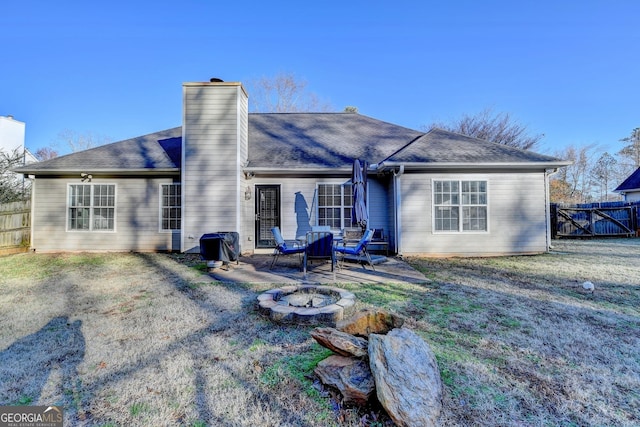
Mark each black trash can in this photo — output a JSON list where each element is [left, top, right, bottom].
[[199, 232, 240, 263]]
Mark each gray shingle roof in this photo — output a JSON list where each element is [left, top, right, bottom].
[[614, 167, 640, 192], [16, 127, 182, 173], [15, 114, 567, 175], [247, 113, 422, 169], [383, 128, 562, 165]]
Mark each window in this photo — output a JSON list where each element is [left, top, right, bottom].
[[160, 183, 181, 231], [317, 183, 354, 229], [68, 184, 116, 231], [433, 180, 487, 232]]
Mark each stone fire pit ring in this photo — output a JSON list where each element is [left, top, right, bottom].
[[257, 285, 356, 326]]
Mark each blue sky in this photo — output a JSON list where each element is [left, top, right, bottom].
[[1, 1, 639, 157]]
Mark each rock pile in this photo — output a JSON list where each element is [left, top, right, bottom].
[[311, 309, 443, 427]]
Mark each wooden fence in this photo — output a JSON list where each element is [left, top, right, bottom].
[[551, 201, 640, 238], [0, 200, 31, 255]]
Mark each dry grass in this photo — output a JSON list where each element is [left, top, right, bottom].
[[0, 239, 638, 426]]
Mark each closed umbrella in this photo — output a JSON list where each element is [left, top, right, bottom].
[[351, 159, 368, 229]]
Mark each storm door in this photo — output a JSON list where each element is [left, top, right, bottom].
[[255, 185, 280, 248]]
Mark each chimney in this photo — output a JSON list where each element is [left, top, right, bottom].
[[181, 80, 249, 253]]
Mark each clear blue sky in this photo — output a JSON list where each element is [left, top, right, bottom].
[[1, 1, 638, 157]]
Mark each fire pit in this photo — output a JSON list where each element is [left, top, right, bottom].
[[257, 285, 356, 326]]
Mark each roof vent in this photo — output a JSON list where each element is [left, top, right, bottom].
[[210, 77, 224, 82]]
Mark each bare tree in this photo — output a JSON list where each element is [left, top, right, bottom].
[[428, 108, 544, 150], [246, 72, 333, 113], [590, 152, 619, 201], [0, 147, 30, 203], [55, 129, 112, 153], [35, 146, 58, 161], [551, 144, 598, 203]]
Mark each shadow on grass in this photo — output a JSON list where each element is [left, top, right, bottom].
[[126, 253, 318, 426], [0, 316, 85, 409]]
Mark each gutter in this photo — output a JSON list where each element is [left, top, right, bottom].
[[13, 168, 180, 177], [393, 165, 404, 256], [243, 167, 354, 177], [376, 161, 572, 172], [545, 167, 560, 251]]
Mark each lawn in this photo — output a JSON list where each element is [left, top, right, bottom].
[[0, 239, 638, 426]]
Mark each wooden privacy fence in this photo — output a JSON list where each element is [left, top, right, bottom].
[[0, 200, 31, 254], [551, 202, 640, 238]]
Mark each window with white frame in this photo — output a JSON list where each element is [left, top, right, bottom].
[[317, 183, 354, 229], [433, 180, 487, 232], [68, 184, 116, 231], [160, 183, 181, 231]]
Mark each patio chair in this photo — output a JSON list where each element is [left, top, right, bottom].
[[303, 231, 335, 276], [369, 228, 389, 256], [270, 227, 306, 270], [334, 228, 375, 271], [342, 227, 363, 244]]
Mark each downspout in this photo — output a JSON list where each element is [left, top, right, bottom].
[[545, 168, 559, 251], [393, 165, 405, 256], [27, 175, 35, 252]]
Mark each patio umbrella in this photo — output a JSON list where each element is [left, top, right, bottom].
[[351, 159, 368, 229]]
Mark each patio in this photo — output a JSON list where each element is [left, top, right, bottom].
[[206, 254, 428, 285]]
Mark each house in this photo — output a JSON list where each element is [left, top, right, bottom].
[[14, 79, 569, 256], [0, 115, 37, 162], [614, 167, 640, 202], [1, 115, 37, 201]]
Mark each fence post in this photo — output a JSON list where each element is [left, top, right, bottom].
[[550, 203, 558, 240]]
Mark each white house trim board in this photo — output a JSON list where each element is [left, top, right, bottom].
[[430, 177, 490, 235]]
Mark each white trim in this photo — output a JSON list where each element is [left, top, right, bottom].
[[158, 183, 181, 233], [431, 178, 490, 234], [394, 167, 403, 255], [315, 180, 360, 230], [65, 183, 117, 233], [180, 85, 187, 252], [29, 176, 35, 250]]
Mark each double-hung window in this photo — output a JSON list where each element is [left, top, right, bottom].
[[433, 180, 487, 232], [317, 183, 354, 230], [68, 184, 116, 231], [160, 183, 181, 231]]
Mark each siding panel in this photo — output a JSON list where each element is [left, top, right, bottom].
[[400, 172, 548, 256], [182, 83, 248, 252], [31, 177, 179, 252], [241, 176, 393, 252]]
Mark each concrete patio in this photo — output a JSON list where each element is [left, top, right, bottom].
[[206, 254, 429, 285]]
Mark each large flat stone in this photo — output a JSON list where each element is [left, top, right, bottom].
[[310, 327, 368, 357], [315, 355, 375, 405], [337, 308, 404, 337], [369, 328, 442, 427]]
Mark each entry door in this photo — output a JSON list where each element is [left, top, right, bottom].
[[255, 185, 280, 248]]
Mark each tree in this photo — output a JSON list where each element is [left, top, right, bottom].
[[35, 146, 58, 161], [428, 108, 544, 150], [618, 127, 640, 169], [246, 72, 333, 113], [590, 152, 618, 201], [0, 147, 30, 203], [550, 144, 597, 203], [55, 129, 112, 153]]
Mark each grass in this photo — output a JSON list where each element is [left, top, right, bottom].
[[0, 239, 639, 426]]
